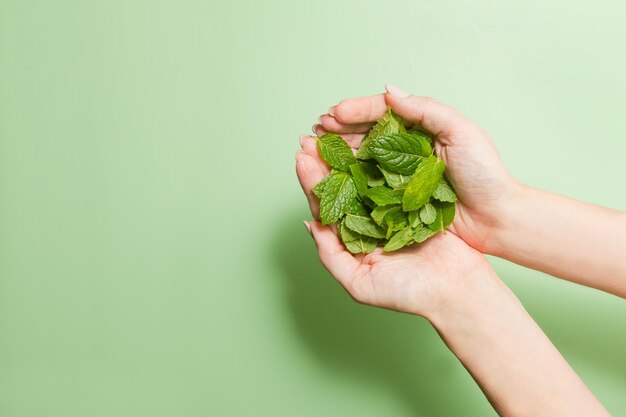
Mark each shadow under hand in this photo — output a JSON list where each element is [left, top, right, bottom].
[[269, 208, 494, 417]]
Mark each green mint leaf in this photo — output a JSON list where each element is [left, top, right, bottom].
[[408, 128, 434, 145], [362, 197, 378, 210], [344, 237, 378, 254], [383, 226, 414, 252], [367, 132, 432, 175], [370, 204, 400, 226], [356, 132, 373, 160], [402, 156, 446, 211], [312, 176, 331, 198], [419, 203, 437, 225], [340, 219, 360, 242], [340, 220, 376, 253], [340, 219, 378, 254], [359, 162, 385, 186], [365, 186, 404, 206], [379, 166, 412, 189], [346, 197, 369, 216], [433, 178, 458, 203], [371, 205, 406, 237], [369, 107, 406, 139], [412, 226, 437, 243], [367, 173, 386, 187], [383, 206, 408, 239], [408, 210, 422, 228], [344, 214, 387, 239], [350, 162, 384, 198], [405, 130, 434, 155], [357, 107, 406, 160], [319, 172, 358, 225], [349, 163, 369, 197], [316, 133, 356, 172], [368, 177, 386, 187], [427, 201, 456, 232]]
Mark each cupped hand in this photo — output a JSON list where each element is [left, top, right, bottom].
[[295, 135, 493, 318], [313, 84, 523, 253]]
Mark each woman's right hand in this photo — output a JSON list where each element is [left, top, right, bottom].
[[315, 84, 526, 254]]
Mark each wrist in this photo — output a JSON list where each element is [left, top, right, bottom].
[[425, 261, 517, 326], [482, 180, 535, 256]]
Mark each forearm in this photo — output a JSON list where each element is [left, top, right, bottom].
[[430, 269, 610, 417], [488, 185, 626, 298]]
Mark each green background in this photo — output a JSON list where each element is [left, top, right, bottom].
[[1, 1, 625, 416]]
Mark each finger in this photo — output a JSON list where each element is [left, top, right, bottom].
[[307, 129, 365, 149], [295, 151, 325, 218], [331, 94, 388, 124], [319, 114, 374, 133], [384, 83, 478, 141], [299, 135, 331, 175], [309, 221, 360, 289], [336, 132, 366, 149], [312, 124, 326, 136]]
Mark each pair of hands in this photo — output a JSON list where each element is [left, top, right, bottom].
[[295, 84, 524, 318]]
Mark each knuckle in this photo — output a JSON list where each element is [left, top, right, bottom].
[[319, 114, 332, 127], [314, 125, 326, 136], [333, 100, 351, 122]]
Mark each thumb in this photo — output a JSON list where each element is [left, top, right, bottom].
[[384, 83, 477, 141], [305, 221, 360, 292]]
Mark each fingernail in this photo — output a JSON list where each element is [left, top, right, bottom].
[[385, 83, 410, 98], [299, 135, 308, 146], [328, 106, 336, 116], [303, 220, 312, 234], [312, 124, 320, 134]]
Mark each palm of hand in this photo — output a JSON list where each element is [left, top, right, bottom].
[[347, 232, 487, 316]]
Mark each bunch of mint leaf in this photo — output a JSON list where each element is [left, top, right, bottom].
[[312, 107, 457, 253]]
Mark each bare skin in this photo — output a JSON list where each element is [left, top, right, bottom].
[[296, 84, 615, 417]]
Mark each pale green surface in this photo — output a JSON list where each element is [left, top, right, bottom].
[[1, 1, 626, 416]]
